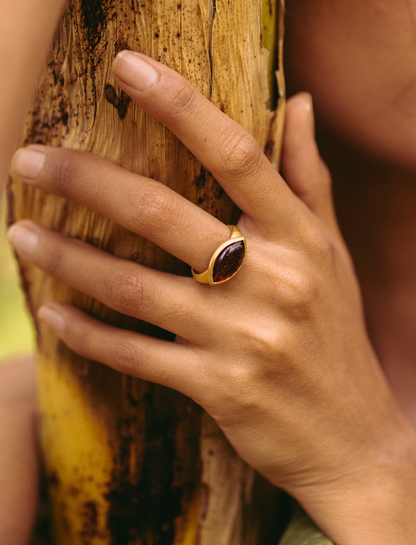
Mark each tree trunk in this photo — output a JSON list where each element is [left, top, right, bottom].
[[7, 1, 288, 544]]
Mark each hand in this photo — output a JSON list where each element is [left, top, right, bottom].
[[8, 52, 416, 544]]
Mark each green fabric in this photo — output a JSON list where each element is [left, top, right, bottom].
[[279, 504, 334, 545]]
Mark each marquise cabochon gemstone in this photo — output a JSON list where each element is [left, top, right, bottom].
[[212, 241, 245, 283]]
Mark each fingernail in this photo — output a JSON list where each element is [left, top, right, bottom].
[[38, 304, 65, 335], [12, 148, 46, 182], [300, 92, 315, 133], [7, 222, 39, 259], [113, 50, 158, 91]]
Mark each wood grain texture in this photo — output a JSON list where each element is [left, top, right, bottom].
[[8, 1, 286, 544]]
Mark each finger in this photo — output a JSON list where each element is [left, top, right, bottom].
[[7, 220, 209, 341], [281, 93, 341, 237], [12, 145, 230, 274], [37, 303, 206, 399], [111, 51, 297, 230], [281, 95, 349, 250]]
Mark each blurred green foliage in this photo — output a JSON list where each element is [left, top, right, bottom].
[[0, 198, 34, 363]]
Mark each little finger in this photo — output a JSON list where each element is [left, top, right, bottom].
[[38, 303, 207, 399]]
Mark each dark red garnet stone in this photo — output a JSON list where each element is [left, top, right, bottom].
[[213, 241, 245, 283]]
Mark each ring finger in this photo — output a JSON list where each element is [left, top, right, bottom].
[[7, 219, 216, 342]]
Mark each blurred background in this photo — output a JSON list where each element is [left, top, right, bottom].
[[0, 197, 34, 364]]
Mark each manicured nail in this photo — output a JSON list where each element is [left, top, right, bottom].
[[7, 222, 39, 259], [38, 304, 65, 335], [299, 92, 315, 133], [113, 50, 158, 91], [12, 147, 46, 182]]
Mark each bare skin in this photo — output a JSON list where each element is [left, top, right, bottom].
[[285, 0, 416, 170], [7, 53, 416, 545], [0, 358, 37, 545]]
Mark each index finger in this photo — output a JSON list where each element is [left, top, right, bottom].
[[112, 51, 297, 229]]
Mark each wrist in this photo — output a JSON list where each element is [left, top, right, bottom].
[[293, 427, 416, 544]]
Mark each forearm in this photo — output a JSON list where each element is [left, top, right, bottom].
[[0, 358, 38, 545], [0, 0, 66, 193]]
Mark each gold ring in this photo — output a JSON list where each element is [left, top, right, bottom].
[[192, 225, 246, 285]]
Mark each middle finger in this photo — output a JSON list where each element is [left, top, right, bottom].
[[112, 51, 297, 228]]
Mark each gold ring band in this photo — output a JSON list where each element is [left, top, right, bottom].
[[192, 225, 246, 285]]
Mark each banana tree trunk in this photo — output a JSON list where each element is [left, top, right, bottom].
[[8, 1, 287, 544]]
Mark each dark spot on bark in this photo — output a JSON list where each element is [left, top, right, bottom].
[[214, 184, 225, 199], [80, 0, 115, 53], [199, 484, 209, 522], [177, 32, 180, 38], [30, 465, 54, 545], [163, 47, 167, 52], [193, 167, 209, 189], [115, 37, 131, 56], [80, 501, 99, 540], [177, 3, 182, 8], [105, 84, 132, 120], [154, 32, 159, 38], [69, 486, 81, 498], [105, 84, 117, 105]]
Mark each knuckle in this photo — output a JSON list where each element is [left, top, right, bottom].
[[220, 130, 261, 178], [279, 268, 317, 319], [168, 83, 197, 118], [50, 153, 80, 196], [304, 225, 337, 264], [44, 242, 65, 278], [132, 186, 181, 236], [115, 339, 142, 375], [217, 364, 258, 415], [107, 267, 154, 317]]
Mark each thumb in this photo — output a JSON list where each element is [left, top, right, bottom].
[[281, 93, 340, 237]]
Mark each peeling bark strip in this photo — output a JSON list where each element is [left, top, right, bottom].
[[9, 1, 286, 545]]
